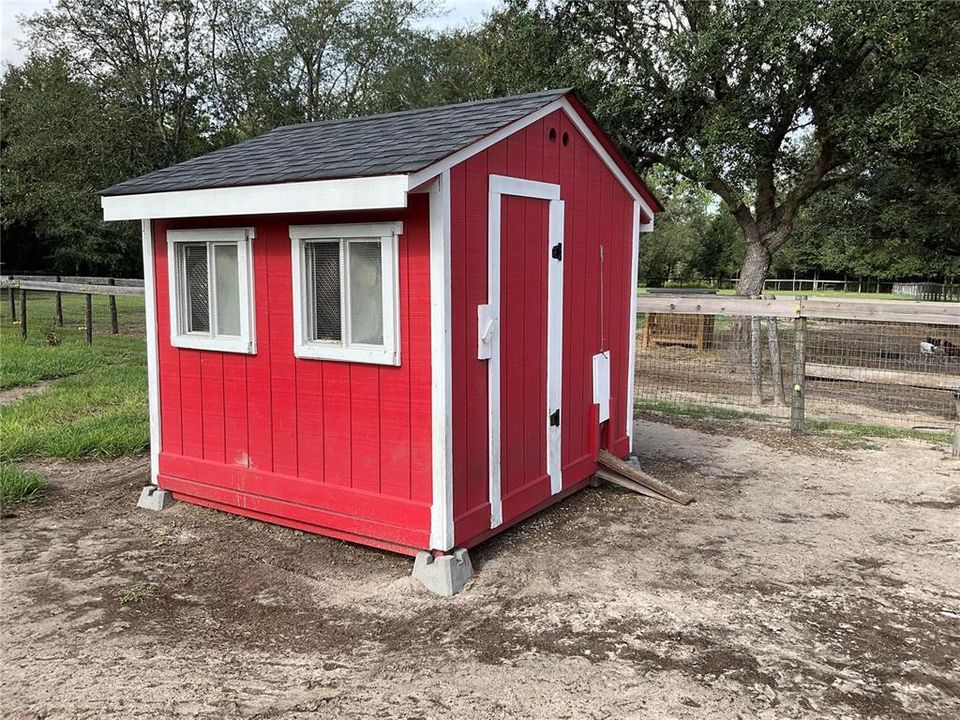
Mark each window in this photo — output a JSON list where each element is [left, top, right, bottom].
[[167, 227, 255, 353], [291, 222, 402, 365]]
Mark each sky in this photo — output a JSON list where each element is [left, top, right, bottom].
[[1, 0, 500, 67]]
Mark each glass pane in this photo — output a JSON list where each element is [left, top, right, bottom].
[[214, 244, 241, 336], [182, 244, 209, 333], [306, 242, 341, 341], [348, 241, 383, 345]]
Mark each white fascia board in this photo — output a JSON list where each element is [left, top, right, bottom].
[[407, 98, 658, 226], [102, 175, 409, 221], [141, 220, 161, 486]]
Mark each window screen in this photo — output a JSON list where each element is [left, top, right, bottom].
[[181, 243, 210, 333], [306, 241, 342, 342]]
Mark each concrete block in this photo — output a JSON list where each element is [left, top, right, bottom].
[[137, 485, 175, 512], [412, 548, 473, 596]]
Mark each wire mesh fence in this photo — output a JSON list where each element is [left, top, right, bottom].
[[634, 295, 960, 438]]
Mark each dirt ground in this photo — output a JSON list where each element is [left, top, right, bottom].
[[2, 419, 958, 719]]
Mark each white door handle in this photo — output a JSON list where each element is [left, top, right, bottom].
[[477, 304, 495, 360]]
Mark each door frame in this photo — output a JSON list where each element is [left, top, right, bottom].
[[480, 174, 564, 529]]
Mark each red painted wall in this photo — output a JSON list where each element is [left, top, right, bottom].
[[152, 197, 433, 553], [450, 109, 637, 546]]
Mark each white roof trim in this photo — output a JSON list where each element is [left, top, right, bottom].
[[407, 97, 657, 225], [102, 175, 409, 221]]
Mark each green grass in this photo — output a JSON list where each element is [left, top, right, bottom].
[[0, 463, 49, 509], [637, 286, 924, 302], [118, 580, 156, 605], [635, 398, 770, 422], [1, 291, 148, 460], [804, 418, 952, 445], [635, 398, 952, 447]]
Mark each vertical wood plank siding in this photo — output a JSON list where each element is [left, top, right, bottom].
[[451, 109, 636, 545], [152, 198, 433, 552]]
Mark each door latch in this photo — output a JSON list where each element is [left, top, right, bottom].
[[549, 409, 560, 427], [552, 243, 563, 261]]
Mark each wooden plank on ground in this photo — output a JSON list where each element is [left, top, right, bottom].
[[597, 450, 694, 505], [806, 362, 960, 391]]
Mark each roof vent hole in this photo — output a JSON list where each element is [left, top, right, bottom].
[[548, 127, 557, 142], [561, 132, 570, 147]]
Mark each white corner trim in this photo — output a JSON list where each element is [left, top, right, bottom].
[[167, 226, 257, 355], [141, 219, 162, 486], [429, 171, 455, 550], [408, 98, 657, 225], [626, 201, 643, 453], [102, 175, 409, 221], [487, 177, 565, 528]]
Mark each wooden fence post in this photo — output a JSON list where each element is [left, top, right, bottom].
[[767, 317, 785, 405], [791, 317, 806, 435], [750, 312, 763, 406], [55, 275, 64, 326], [953, 425, 959, 459], [19, 289, 28, 340], [8, 284, 16, 321], [108, 278, 119, 334], [84, 293, 93, 345]]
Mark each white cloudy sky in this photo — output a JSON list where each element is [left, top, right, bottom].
[[1, 0, 499, 67]]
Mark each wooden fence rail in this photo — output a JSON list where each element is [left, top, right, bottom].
[[2, 276, 144, 345]]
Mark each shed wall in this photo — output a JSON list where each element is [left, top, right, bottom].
[[152, 196, 433, 552], [449, 109, 636, 545]]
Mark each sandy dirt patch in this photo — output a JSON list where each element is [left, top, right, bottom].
[[1, 419, 958, 719]]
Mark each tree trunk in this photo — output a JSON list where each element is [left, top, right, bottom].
[[736, 242, 772, 296]]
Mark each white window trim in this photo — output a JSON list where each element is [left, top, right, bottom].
[[166, 227, 256, 354], [291, 221, 402, 366]]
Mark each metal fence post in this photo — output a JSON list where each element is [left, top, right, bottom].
[[84, 293, 93, 345], [791, 316, 806, 435], [55, 275, 64, 326], [953, 425, 959, 458], [19, 289, 27, 340], [108, 278, 119, 334], [8, 284, 16, 321]]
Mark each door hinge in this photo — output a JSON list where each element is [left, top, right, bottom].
[[552, 242, 562, 261], [549, 409, 560, 427]]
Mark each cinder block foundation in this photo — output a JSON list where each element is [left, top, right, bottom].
[[412, 548, 473, 596], [137, 485, 175, 512]]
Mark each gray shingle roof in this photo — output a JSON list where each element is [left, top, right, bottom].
[[102, 89, 571, 196]]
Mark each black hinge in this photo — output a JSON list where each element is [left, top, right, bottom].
[[552, 242, 562, 261], [549, 409, 560, 427]]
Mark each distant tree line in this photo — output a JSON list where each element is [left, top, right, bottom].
[[2, 0, 958, 288]]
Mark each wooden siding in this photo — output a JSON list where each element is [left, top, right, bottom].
[[152, 198, 433, 552], [451, 109, 636, 545]]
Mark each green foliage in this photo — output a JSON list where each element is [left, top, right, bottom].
[[559, 0, 960, 293], [0, 464, 49, 510]]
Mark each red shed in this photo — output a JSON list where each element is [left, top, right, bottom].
[[101, 89, 660, 594]]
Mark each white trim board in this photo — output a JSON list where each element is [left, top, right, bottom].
[[486, 176, 564, 529], [102, 175, 409, 221], [141, 220, 162, 486], [408, 98, 657, 226], [626, 201, 654, 453], [428, 173, 455, 550]]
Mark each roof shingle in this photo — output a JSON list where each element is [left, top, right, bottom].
[[101, 89, 571, 196]]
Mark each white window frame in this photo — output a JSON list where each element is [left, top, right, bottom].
[[166, 227, 256, 354], [291, 221, 402, 366]]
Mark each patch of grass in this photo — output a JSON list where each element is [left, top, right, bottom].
[[118, 581, 156, 605], [635, 398, 769, 422], [1, 291, 148, 460], [804, 418, 952, 445], [0, 463, 49, 509], [0, 364, 149, 460], [1, 293, 145, 389]]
